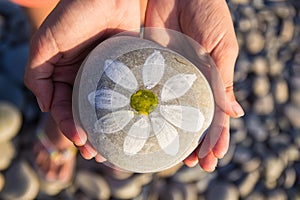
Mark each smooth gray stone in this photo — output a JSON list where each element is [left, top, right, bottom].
[[73, 35, 215, 173], [0, 101, 22, 143], [0, 160, 39, 200], [206, 181, 239, 200], [75, 170, 111, 200], [0, 140, 15, 171]]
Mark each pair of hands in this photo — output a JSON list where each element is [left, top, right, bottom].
[[24, 0, 244, 172]]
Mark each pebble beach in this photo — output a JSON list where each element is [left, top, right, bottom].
[[0, 0, 299, 199]]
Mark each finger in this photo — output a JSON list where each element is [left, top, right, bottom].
[[24, 61, 54, 112], [199, 150, 218, 172], [212, 115, 230, 158], [95, 154, 107, 163], [183, 150, 199, 167], [225, 88, 244, 118], [77, 142, 98, 160], [51, 82, 87, 146]]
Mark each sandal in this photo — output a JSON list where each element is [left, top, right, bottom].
[[33, 119, 77, 196]]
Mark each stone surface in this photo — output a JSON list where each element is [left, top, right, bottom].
[[0, 160, 39, 200], [75, 170, 111, 200], [73, 35, 215, 173], [245, 31, 265, 54], [206, 181, 239, 200], [0, 140, 15, 170], [284, 103, 300, 128], [0, 101, 22, 143], [238, 170, 260, 197], [253, 76, 270, 97]]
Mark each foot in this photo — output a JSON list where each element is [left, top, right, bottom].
[[33, 115, 77, 184]]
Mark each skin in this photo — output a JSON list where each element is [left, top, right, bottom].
[[24, 0, 244, 173]]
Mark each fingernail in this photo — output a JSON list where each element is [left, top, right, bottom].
[[231, 101, 244, 117], [36, 97, 45, 112]]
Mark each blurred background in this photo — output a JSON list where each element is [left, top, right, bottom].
[[0, 0, 299, 199]]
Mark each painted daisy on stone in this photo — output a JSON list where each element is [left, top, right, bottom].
[[88, 50, 204, 156]]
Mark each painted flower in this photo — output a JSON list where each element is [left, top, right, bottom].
[[88, 50, 204, 156]]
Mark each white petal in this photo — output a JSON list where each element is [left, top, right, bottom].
[[92, 89, 129, 110], [104, 59, 138, 90], [94, 110, 134, 134], [160, 105, 204, 132], [161, 74, 197, 101], [88, 91, 96, 106], [143, 50, 165, 89], [123, 136, 148, 156], [151, 117, 179, 156], [123, 117, 150, 155]]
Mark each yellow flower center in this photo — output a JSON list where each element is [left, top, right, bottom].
[[130, 90, 158, 115]]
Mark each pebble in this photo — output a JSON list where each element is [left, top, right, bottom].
[[206, 181, 239, 200], [105, 173, 152, 199], [0, 160, 39, 200], [283, 167, 296, 189], [264, 156, 285, 186], [253, 94, 275, 115], [245, 191, 265, 200], [0, 140, 15, 171], [0, 101, 22, 143], [291, 89, 300, 107], [173, 166, 208, 183], [253, 76, 270, 97], [75, 170, 111, 200], [0, 173, 4, 192], [246, 114, 269, 142], [284, 103, 300, 129], [245, 31, 265, 54], [266, 189, 288, 200], [242, 156, 261, 172], [237, 170, 260, 198], [274, 79, 289, 104], [251, 57, 269, 76]]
